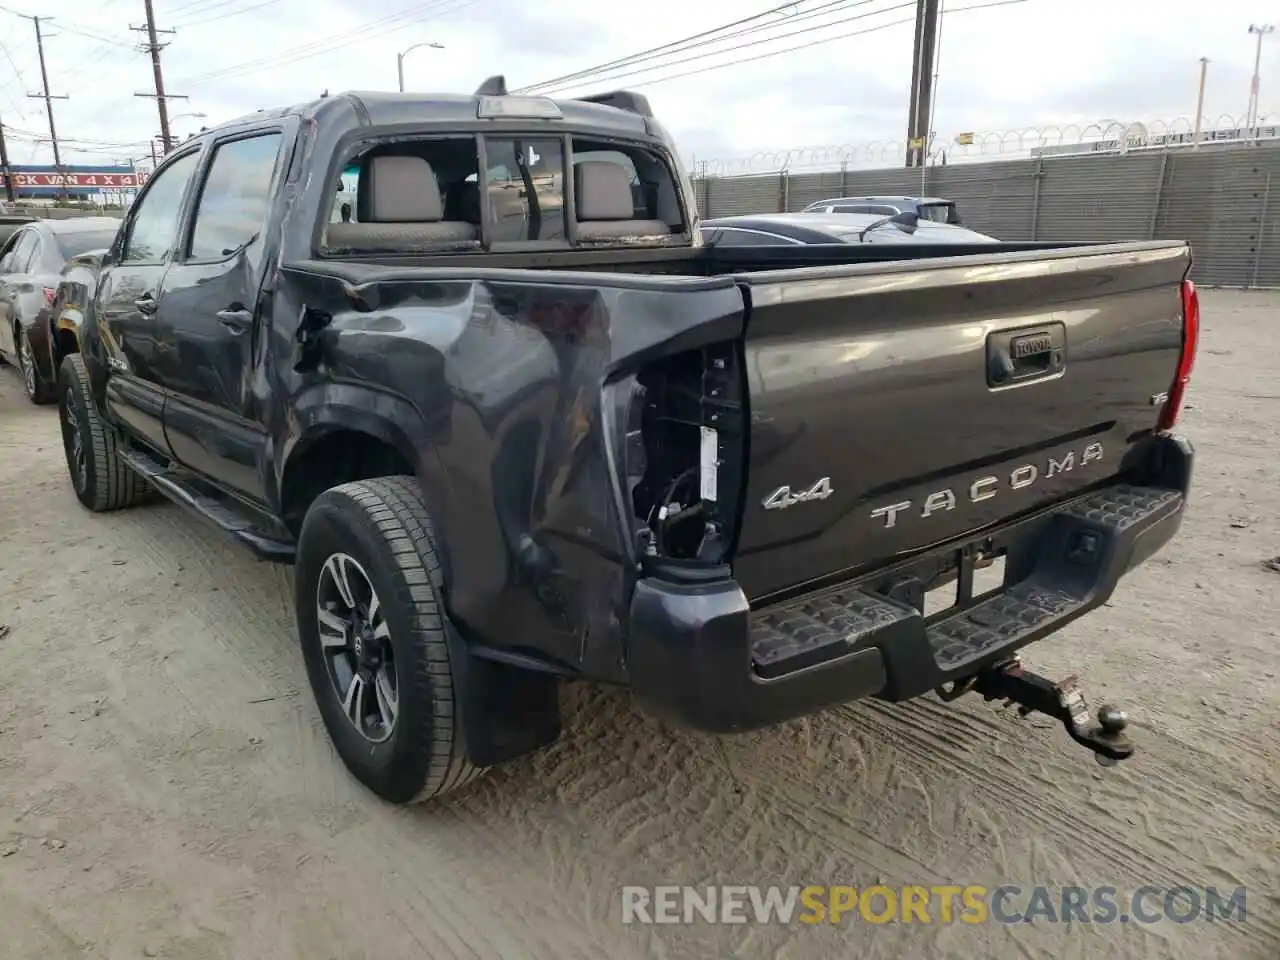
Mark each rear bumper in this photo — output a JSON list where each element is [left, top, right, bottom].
[[627, 434, 1193, 733]]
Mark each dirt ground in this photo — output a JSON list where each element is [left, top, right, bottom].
[[0, 289, 1276, 960]]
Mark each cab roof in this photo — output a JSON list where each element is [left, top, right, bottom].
[[187, 88, 655, 145]]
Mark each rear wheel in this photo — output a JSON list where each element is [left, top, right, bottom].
[[18, 324, 54, 405], [58, 354, 153, 511], [295, 476, 484, 804]]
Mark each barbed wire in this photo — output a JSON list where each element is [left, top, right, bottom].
[[687, 111, 1278, 176]]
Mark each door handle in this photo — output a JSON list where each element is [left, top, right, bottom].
[[216, 308, 253, 332], [134, 294, 158, 315], [986, 324, 1066, 387]]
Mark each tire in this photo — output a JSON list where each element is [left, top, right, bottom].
[[58, 354, 154, 511], [295, 476, 485, 804], [18, 323, 54, 405]]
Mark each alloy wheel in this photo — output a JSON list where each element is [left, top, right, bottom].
[[315, 552, 399, 744], [61, 387, 86, 493], [19, 329, 35, 398]]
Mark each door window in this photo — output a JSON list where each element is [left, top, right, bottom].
[[10, 229, 39, 273], [189, 133, 283, 261], [122, 151, 200, 263], [0, 233, 19, 273]]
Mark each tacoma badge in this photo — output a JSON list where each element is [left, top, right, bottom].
[[868, 442, 1104, 529], [763, 477, 834, 510]]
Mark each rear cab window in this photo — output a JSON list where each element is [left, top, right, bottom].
[[320, 128, 687, 257]]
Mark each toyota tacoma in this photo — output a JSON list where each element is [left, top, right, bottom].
[[50, 78, 1198, 804]]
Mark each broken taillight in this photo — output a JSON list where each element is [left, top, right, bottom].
[[1157, 279, 1200, 432], [43, 287, 57, 307]]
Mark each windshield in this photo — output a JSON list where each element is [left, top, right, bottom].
[[918, 202, 960, 224], [57, 230, 118, 260]]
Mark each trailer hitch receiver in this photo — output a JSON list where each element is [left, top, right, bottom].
[[943, 659, 1134, 765]]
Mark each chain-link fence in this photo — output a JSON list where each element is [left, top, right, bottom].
[[690, 143, 1280, 288]]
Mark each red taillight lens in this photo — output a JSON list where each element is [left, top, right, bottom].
[[42, 287, 56, 307], [1157, 279, 1200, 431]]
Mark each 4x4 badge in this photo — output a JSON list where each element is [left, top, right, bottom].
[[762, 477, 834, 510]]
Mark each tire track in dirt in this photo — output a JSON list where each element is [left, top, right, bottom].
[[820, 700, 1275, 952], [2, 295, 1278, 960]]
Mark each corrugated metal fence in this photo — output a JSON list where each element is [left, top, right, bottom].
[[690, 144, 1280, 287]]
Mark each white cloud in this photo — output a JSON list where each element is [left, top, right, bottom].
[[0, 0, 1274, 171]]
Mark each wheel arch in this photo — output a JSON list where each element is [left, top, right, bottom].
[[49, 310, 83, 373], [279, 384, 455, 586]]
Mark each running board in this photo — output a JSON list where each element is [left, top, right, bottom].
[[118, 446, 296, 563]]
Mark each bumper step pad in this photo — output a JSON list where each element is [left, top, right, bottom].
[[751, 590, 915, 679], [927, 583, 1078, 672], [746, 483, 1185, 694]]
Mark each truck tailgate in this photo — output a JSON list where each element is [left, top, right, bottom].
[[731, 241, 1191, 602]]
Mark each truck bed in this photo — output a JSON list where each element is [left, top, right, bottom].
[[287, 238, 1189, 605]]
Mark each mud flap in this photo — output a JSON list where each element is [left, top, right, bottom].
[[445, 627, 562, 768]]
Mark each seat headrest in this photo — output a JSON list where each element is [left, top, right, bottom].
[[370, 155, 443, 222], [574, 161, 635, 221]]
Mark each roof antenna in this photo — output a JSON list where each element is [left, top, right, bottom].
[[474, 75, 507, 96]]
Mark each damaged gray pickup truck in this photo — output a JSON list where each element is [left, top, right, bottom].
[[54, 77, 1198, 804]]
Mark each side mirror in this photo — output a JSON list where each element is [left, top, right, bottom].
[[892, 210, 919, 233]]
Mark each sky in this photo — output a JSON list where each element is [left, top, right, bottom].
[[0, 0, 1274, 173]]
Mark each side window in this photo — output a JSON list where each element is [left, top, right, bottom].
[[189, 133, 283, 260], [483, 138, 565, 242], [702, 227, 770, 247], [123, 151, 200, 263], [0, 232, 19, 273], [8, 230, 38, 273]]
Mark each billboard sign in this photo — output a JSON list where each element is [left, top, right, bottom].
[[0, 165, 149, 196]]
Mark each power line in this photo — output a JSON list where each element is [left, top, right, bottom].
[[516, 0, 882, 94], [50, 21, 136, 49], [177, 0, 284, 29], [531, 0, 916, 96], [0, 38, 30, 119], [547, 0, 1026, 94], [173, 0, 476, 86]]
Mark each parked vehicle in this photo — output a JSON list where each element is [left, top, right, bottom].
[[802, 195, 963, 224], [0, 216, 120, 403], [51, 79, 1198, 805], [0, 213, 37, 246], [700, 211, 997, 246]]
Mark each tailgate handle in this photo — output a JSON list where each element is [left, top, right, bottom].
[[987, 324, 1065, 387]]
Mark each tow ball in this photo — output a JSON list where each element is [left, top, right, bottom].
[[937, 658, 1134, 766]]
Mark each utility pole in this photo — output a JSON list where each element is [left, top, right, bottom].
[[1192, 57, 1209, 148], [131, 0, 186, 154], [0, 116, 14, 203], [18, 14, 69, 199], [1246, 24, 1274, 141], [905, 0, 941, 168]]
